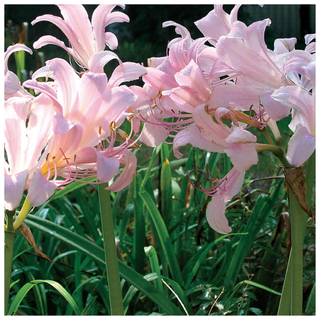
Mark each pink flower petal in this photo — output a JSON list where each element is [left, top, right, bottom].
[[108, 62, 147, 88], [287, 125, 315, 167], [208, 85, 264, 111], [225, 143, 258, 172], [88, 51, 120, 74], [96, 153, 120, 182], [173, 124, 224, 158], [28, 169, 57, 206], [107, 150, 137, 192], [174, 60, 211, 100], [91, 5, 127, 51], [195, 5, 241, 44], [206, 168, 244, 234], [5, 44, 32, 74], [4, 169, 29, 211], [261, 91, 291, 121], [139, 113, 169, 147]]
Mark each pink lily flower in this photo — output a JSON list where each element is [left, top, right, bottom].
[[271, 86, 315, 167], [4, 44, 33, 100], [4, 94, 55, 210], [195, 4, 241, 45], [32, 5, 129, 70], [213, 18, 315, 120], [22, 57, 145, 206], [174, 104, 258, 173]]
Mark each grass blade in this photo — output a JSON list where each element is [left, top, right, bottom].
[[139, 190, 184, 286], [8, 280, 81, 316]]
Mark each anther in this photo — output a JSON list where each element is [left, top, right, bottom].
[[110, 121, 117, 132]]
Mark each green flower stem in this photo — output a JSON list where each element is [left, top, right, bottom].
[[289, 186, 308, 315], [256, 143, 292, 169], [260, 127, 276, 145], [12, 196, 32, 230], [98, 184, 124, 315], [278, 187, 308, 315], [5, 209, 16, 315]]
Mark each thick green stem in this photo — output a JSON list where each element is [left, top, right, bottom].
[[278, 179, 309, 315], [98, 184, 124, 315], [5, 210, 16, 315], [289, 187, 308, 315]]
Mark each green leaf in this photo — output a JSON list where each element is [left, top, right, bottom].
[[225, 180, 284, 286], [25, 215, 184, 315], [160, 157, 173, 228], [131, 175, 146, 274], [8, 280, 81, 316], [139, 190, 184, 286], [144, 246, 163, 294]]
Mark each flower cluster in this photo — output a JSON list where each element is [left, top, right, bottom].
[[4, 5, 315, 234], [5, 5, 146, 211], [137, 5, 315, 233]]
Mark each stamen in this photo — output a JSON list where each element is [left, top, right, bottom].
[[110, 121, 117, 132]]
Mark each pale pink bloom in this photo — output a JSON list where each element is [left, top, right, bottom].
[[22, 57, 145, 206], [174, 104, 258, 173], [271, 86, 315, 167], [195, 4, 241, 45], [214, 19, 315, 120], [32, 5, 129, 70], [4, 94, 55, 210], [4, 44, 33, 100], [128, 85, 169, 147], [206, 167, 244, 234]]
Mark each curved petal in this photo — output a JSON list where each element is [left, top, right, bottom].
[[23, 79, 63, 114], [4, 169, 29, 211], [225, 143, 258, 172], [91, 5, 120, 51], [173, 124, 224, 158], [4, 101, 28, 174], [28, 169, 57, 206], [195, 4, 241, 44], [193, 104, 229, 145], [4, 44, 32, 74], [96, 153, 120, 182], [106, 150, 137, 192], [44, 58, 80, 114], [287, 125, 315, 167], [88, 50, 120, 73], [104, 32, 119, 50], [58, 4, 95, 56], [33, 35, 73, 55], [139, 118, 169, 147], [206, 168, 244, 234], [261, 91, 291, 121], [271, 86, 314, 135], [174, 59, 211, 100], [108, 62, 147, 88]]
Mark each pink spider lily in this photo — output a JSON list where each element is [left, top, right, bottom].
[[4, 94, 55, 210], [21, 57, 145, 206], [173, 104, 259, 173], [194, 4, 242, 46], [4, 44, 33, 100], [212, 18, 315, 120], [272, 86, 315, 167], [32, 4, 129, 70]]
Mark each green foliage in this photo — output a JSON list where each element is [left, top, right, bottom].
[[8, 143, 315, 315]]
